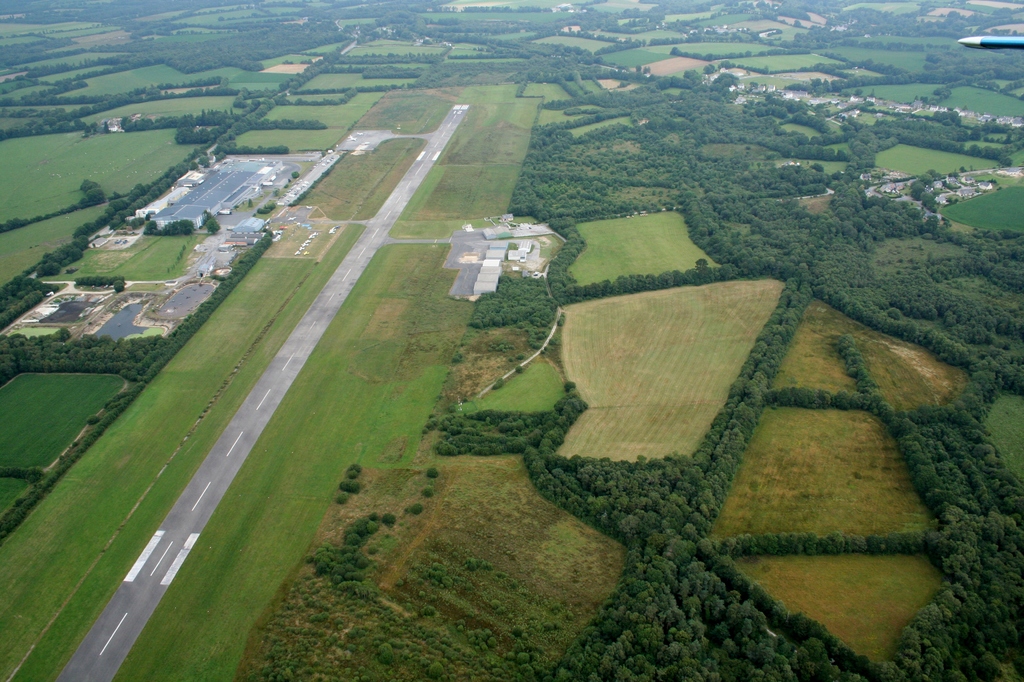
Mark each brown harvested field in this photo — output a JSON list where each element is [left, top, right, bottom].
[[714, 408, 933, 536], [561, 280, 783, 461], [738, 554, 942, 661], [303, 137, 424, 220], [646, 56, 709, 76], [260, 63, 309, 74], [773, 300, 968, 410], [236, 457, 624, 680]]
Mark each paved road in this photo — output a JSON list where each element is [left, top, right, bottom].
[[56, 105, 468, 682]]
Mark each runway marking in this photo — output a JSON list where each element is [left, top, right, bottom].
[[150, 542, 174, 577], [431, 151, 440, 161], [358, 247, 366, 257], [416, 151, 425, 160], [226, 431, 245, 457], [343, 268, 352, 280], [282, 353, 294, 372], [328, 292, 336, 302], [99, 613, 128, 656], [191, 481, 211, 511], [124, 531, 165, 582], [160, 533, 199, 586]]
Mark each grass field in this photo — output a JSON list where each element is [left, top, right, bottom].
[[570, 116, 632, 136], [602, 48, 675, 68], [829, 47, 928, 72], [237, 128, 349, 151], [45, 235, 202, 281], [0, 205, 107, 283], [844, 2, 921, 13], [114, 244, 472, 681], [941, 85, 1024, 117], [244, 92, 386, 152], [732, 54, 842, 72], [0, 478, 27, 512], [782, 123, 823, 137], [571, 213, 713, 285], [738, 554, 941, 660], [875, 144, 997, 175], [670, 42, 775, 57], [347, 43, 447, 58], [4, 229, 363, 682], [299, 73, 416, 90], [357, 88, 459, 134], [855, 82, 935, 103], [81, 95, 236, 123], [714, 407, 933, 535], [986, 394, 1024, 480], [522, 82, 570, 99], [306, 138, 424, 220], [561, 280, 783, 461], [0, 130, 185, 224], [235, 455, 624, 679], [533, 35, 611, 51], [942, 187, 1024, 232], [399, 85, 538, 225], [538, 108, 586, 125], [0, 373, 123, 468], [470, 360, 564, 412], [57, 65, 194, 98], [773, 301, 967, 410]]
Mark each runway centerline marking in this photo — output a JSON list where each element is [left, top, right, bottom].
[[281, 354, 294, 372], [149, 542, 174, 577], [226, 431, 245, 456], [256, 388, 272, 411], [191, 482, 211, 512], [99, 614, 128, 657]]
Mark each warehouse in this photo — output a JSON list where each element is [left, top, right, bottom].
[[150, 161, 269, 227]]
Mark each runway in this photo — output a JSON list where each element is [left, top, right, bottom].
[[56, 105, 468, 682]]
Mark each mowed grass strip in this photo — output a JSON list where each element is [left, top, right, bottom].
[[875, 144, 997, 175], [45, 234, 202, 281], [6, 230, 362, 682], [305, 138, 425, 221], [714, 408, 932, 536], [942, 187, 1024, 232], [115, 245, 471, 682], [738, 554, 941, 660], [0, 130, 185, 224], [472, 361, 564, 412], [774, 301, 967, 410], [985, 394, 1024, 480], [0, 374, 123, 468], [561, 280, 783, 461], [571, 212, 714, 285]]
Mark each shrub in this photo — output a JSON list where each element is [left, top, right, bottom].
[[493, 378, 505, 390], [427, 661, 444, 679], [381, 512, 396, 526], [405, 502, 423, 515], [346, 463, 362, 479], [336, 492, 349, 504], [339, 480, 360, 494], [426, 467, 439, 479], [422, 487, 434, 498], [421, 605, 437, 617], [378, 642, 394, 665]]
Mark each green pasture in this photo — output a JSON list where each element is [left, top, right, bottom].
[[571, 213, 713, 285], [468, 361, 564, 413], [665, 11, 716, 21], [262, 92, 386, 129], [856, 82, 935, 102], [0, 130, 185, 224], [538, 109, 586, 125], [844, 2, 921, 12], [5, 230, 362, 682], [444, 0, 568, 8], [522, 82, 570, 100], [0, 22, 100, 37], [228, 69, 290, 90], [9, 327, 61, 337], [875, 144, 997, 175], [260, 53, 316, 68], [0, 373, 123, 468], [732, 53, 842, 72], [116, 244, 470, 681], [987, 394, 1024, 479], [570, 116, 632, 136], [669, 42, 775, 57], [697, 13, 756, 25], [39, 66, 106, 83], [941, 86, 1024, 117], [235, 128, 343, 150], [591, 0, 657, 11], [347, 43, 446, 57], [942, 187, 1024, 232], [304, 41, 356, 55], [602, 48, 674, 68], [48, 235, 202, 281], [82, 96, 236, 123], [828, 46, 927, 71], [0, 205, 107, 283], [0, 478, 28, 512], [782, 123, 822, 137], [58, 65, 190, 98], [299, 73, 416, 90], [533, 35, 611, 52]]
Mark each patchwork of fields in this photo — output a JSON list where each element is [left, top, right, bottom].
[[561, 280, 783, 461]]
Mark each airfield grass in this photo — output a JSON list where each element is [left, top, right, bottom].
[[402, 164, 522, 221], [521, 82, 570, 100], [773, 301, 967, 409], [389, 219, 465, 239], [732, 53, 842, 72], [6, 228, 362, 682], [235, 128, 344, 151], [0, 205, 107, 283], [570, 116, 633, 136], [0, 130, 184, 224], [782, 123, 822, 137], [0, 479, 27, 512], [738, 554, 942, 661], [0, 373, 124, 468], [875, 144, 997, 175], [986, 394, 1024, 480], [306, 138, 425, 221], [116, 244, 471, 681], [472, 361, 564, 412], [357, 88, 460, 133], [942, 187, 1024, 232], [570, 213, 714, 285], [561, 280, 783, 461], [47, 235, 203, 281], [533, 35, 610, 51], [235, 456, 624, 679], [828, 47, 928, 72], [81, 95, 236, 124], [714, 407, 933, 536]]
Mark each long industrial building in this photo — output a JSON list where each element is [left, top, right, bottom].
[[140, 161, 278, 227]]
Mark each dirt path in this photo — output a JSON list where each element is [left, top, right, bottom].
[[476, 306, 562, 400]]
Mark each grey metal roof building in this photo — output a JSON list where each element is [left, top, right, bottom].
[[232, 217, 265, 233], [152, 165, 265, 227]]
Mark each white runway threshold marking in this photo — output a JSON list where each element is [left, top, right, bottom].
[[99, 613, 128, 656], [124, 531, 165, 582], [191, 482, 211, 512], [416, 151, 425, 161], [431, 151, 440, 161], [160, 533, 200, 586]]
